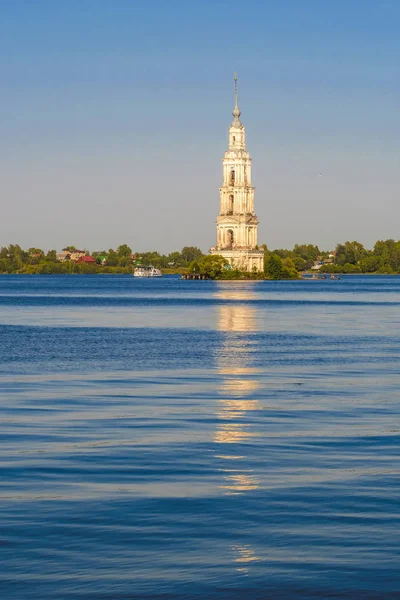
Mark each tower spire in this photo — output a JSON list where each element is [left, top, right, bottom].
[[232, 72, 241, 125], [234, 72, 238, 106]]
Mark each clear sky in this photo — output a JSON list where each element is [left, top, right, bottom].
[[1, 0, 399, 253]]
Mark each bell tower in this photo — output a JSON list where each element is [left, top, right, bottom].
[[210, 74, 264, 272]]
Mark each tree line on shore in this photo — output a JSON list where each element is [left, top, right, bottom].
[[0, 239, 400, 278], [0, 245, 204, 275], [270, 240, 400, 275]]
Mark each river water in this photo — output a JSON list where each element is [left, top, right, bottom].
[[0, 275, 399, 599]]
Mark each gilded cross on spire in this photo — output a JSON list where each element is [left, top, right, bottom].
[[234, 72, 238, 103], [232, 72, 241, 125]]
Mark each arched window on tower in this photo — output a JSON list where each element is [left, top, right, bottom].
[[226, 229, 234, 248], [227, 194, 234, 215], [230, 169, 235, 186]]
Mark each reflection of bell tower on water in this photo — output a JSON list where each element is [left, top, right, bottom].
[[214, 284, 262, 570], [210, 74, 264, 272], [214, 285, 262, 492]]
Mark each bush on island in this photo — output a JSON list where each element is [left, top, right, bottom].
[[264, 253, 299, 280], [188, 255, 228, 279]]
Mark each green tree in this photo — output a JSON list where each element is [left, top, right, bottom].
[[188, 255, 228, 279], [335, 241, 367, 266], [27, 248, 44, 265], [7, 244, 26, 271], [181, 246, 203, 264], [138, 251, 166, 268], [45, 250, 58, 263], [293, 256, 306, 271], [282, 257, 299, 278], [322, 264, 341, 274], [118, 256, 130, 267], [188, 260, 200, 275], [342, 263, 361, 274], [28, 248, 44, 262], [167, 251, 184, 267], [273, 248, 292, 259], [377, 264, 394, 274], [265, 253, 287, 279], [106, 249, 118, 266], [0, 258, 12, 273], [116, 244, 132, 259], [293, 244, 320, 261], [359, 256, 381, 273], [373, 239, 400, 272], [264, 253, 298, 279]]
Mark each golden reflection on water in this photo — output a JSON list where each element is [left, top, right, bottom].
[[214, 285, 263, 573], [219, 368, 261, 397], [214, 284, 262, 487], [231, 544, 261, 574], [216, 288, 261, 398], [214, 422, 257, 444], [220, 472, 260, 493]]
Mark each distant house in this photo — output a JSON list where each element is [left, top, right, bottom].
[[76, 255, 96, 264], [311, 253, 335, 270], [58, 248, 87, 262], [311, 261, 323, 271]]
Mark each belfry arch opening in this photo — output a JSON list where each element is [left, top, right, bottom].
[[227, 194, 234, 215], [230, 169, 235, 185], [226, 229, 234, 248]]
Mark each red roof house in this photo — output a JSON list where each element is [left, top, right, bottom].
[[77, 256, 96, 264]]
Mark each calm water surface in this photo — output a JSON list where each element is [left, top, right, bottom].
[[0, 275, 399, 599]]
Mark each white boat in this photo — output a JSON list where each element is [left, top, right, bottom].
[[133, 265, 162, 278]]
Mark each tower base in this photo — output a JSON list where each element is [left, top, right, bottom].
[[210, 248, 264, 273]]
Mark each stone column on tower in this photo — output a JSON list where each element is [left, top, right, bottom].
[[210, 74, 264, 272]]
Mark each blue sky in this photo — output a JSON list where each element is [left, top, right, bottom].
[[1, 0, 399, 252]]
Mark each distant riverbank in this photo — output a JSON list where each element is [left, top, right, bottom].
[[2, 239, 400, 277]]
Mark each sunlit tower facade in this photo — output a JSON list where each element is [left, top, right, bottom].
[[210, 74, 264, 272]]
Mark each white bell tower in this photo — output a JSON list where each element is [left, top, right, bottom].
[[210, 74, 264, 272]]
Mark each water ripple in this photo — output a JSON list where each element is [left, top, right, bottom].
[[0, 276, 399, 599]]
